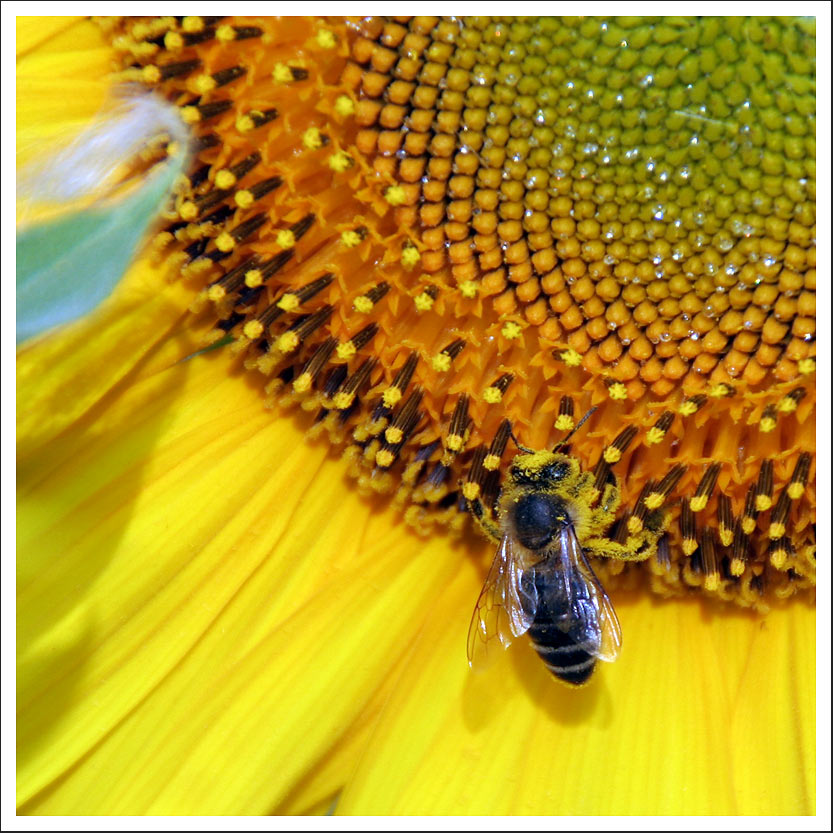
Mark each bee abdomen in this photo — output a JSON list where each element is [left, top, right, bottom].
[[527, 622, 597, 685]]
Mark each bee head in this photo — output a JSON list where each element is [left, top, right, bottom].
[[509, 450, 574, 489]]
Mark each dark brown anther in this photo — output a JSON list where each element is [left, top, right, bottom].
[[689, 462, 721, 512], [210, 65, 247, 88], [157, 58, 201, 80]]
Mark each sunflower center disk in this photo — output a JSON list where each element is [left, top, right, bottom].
[[104, 15, 815, 607]]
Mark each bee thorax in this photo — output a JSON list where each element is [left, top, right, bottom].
[[512, 493, 570, 550]]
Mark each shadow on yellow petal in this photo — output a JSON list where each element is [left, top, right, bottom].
[[18, 347, 463, 814], [16, 255, 196, 460], [339, 557, 815, 815]]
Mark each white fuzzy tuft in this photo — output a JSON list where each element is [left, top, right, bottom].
[[17, 85, 190, 207]]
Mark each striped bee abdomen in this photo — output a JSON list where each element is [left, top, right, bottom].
[[526, 566, 599, 686]]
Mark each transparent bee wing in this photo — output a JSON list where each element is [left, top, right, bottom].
[[553, 524, 623, 662], [467, 535, 538, 669]]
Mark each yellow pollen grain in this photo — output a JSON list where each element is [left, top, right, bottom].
[[603, 447, 623, 464], [770, 548, 788, 569], [401, 246, 420, 268], [385, 426, 404, 445], [719, 527, 734, 547], [244, 269, 263, 288], [334, 95, 355, 117], [278, 332, 300, 353], [759, 416, 777, 433], [236, 114, 256, 133], [382, 387, 402, 408], [275, 229, 295, 249], [414, 292, 434, 312], [645, 427, 666, 445], [788, 483, 806, 500], [627, 517, 643, 534], [755, 495, 772, 512], [293, 373, 313, 394], [336, 342, 357, 360], [682, 540, 699, 557], [316, 29, 336, 49], [555, 414, 575, 432], [777, 396, 799, 413], [207, 285, 225, 302], [141, 65, 161, 84], [446, 434, 464, 452], [182, 16, 203, 32], [709, 383, 732, 398], [742, 516, 758, 535], [179, 201, 198, 221], [215, 232, 235, 253], [235, 190, 255, 209], [180, 105, 200, 124], [376, 449, 395, 468], [243, 320, 264, 340], [432, 353, 452, 373], [704, 574, 720, 592], [798, 358, 816, 375], [328, 150, 353, 172], [459, 280, 478, 298], [462, 482, 480, 501], [679, 401, 699, 416], [501, 321, 522, 340], [482, 387, 503, 404], [385, 185, 406, 206], [690, 495, 709, 513], [561, 348, 582, 367], [730, 558, 746, 577], [353, 296, 374, 314], [132, 41, 157, 59], [302, 127, 323, 150], [277, 294, 300, 312], [152, 231, 173, 249], [333, 392, 355, 409], [164, 31, 184, 50], [195, 74, 217, 94], [645, 493, 665, 510], [483, 454, 501, 471], [216, 24, 236, 42], [769, 522, 787, 540], [272, 62, 293, 84], [215, 169, 236, 189], [608, 382, 628, 401], [130, 21, 151, 39], [515, 451, 554, 472], [341, 230, 361, 247]]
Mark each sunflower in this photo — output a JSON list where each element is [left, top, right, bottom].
[[17, 16, 815, 815]]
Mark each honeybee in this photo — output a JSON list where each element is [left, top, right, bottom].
[[467, 452, 621, 684], [465, 410, 672, 685]]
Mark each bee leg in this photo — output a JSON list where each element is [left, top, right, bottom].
[[467, 494, 502, 544], [585, 504, 673, 563]]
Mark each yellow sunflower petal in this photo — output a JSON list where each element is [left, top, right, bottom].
[[16, 16, 90, 58], [339, 559, 815, 814], [16, 19, 114, 169], [16, 257, 195, 459], [17, 19, 194, 455], [17, 348, 460, 814]]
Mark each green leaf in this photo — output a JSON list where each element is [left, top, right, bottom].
[[16, 155, 184, 345]]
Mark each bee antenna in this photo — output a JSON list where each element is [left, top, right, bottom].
[[553, 406, 598, 452], [509, 428, 536, 455]]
